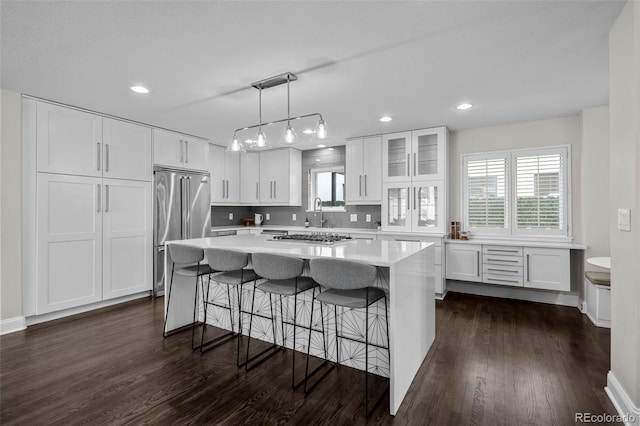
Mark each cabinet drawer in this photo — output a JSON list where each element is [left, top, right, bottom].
[[483, 254, 523, 266], [484, 274, 524, 287], [483, 265, 523, 276], [483, 246, 523, 256]]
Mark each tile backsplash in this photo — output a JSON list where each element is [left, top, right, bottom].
[[210, 146, 382, 229]]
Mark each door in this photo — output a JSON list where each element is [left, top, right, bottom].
[[102, 179, 152, 299], [153, 129, 181, 168], [382, 183, 412, 232], [36, 102, 102, 177], [361, 136, 382, 202], [208, 144, 226, 203], [183, 136, 209, 171], [345, 138, 364, 203], [225, 151, 240, 203], [186, 171, 211, 239], [445, 244, 482, 282], [270, 149, 291, 204], [240, 152, 260, 204], [36, 173, 103, 314], [411, 127, 446, 180], [412, 181, 444, 233], [102, 118, 152, 181], [382, 131, 411, 182], [154, 169, 183, 246], [524, 247, 570, 291], [259, 150, 276, 202]]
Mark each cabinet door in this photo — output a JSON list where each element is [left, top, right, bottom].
[[225, 151, 240, 203], [412, 181, 445, 233], [270, 149, 291, 204], [345, 139, 364, 203], [445, 244, 482, 282], [382, 183, 412, 232], [153, 129, 181, 168], [102, 118, 152, 181], [208, 144, 226, 203], [524, 247, 570, 291], [362, 136, 382, 202], [36, 174, 103, 314], [36, 102, 102, 177], [382, 132, 411, 182], [102, 179, 152, 299], [259, 150, 276, 202], [183, 136, 209, 171], [240, 152, 260, 204], [411, 127, 446, 180]]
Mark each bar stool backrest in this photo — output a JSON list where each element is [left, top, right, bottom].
[[252, 253, 304, 280], [169, 244, 204, 265], [309, 258, 376, 290], [205, 248, 249, 272]]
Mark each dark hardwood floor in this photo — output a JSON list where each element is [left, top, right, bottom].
[[1, 292, 615, 425]]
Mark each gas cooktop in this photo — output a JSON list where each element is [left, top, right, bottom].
[[268, 233, 353, 245]]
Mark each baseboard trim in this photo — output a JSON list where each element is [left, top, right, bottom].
[[26, 292, 151, 326], [605, 371, 640, 426], [0, 316, 27, 335], [585, 310, 611, 328], [446, 281, 580, 308]]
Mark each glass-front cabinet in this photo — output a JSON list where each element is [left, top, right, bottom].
[[382, 181, 445, 233], [382, 127, 447, 182]]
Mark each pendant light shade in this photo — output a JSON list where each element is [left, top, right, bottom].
[[283, 124, 297, 144], [316, 119, 328, 139], [256, 130, 267, 148], [226, 135, 246, 153]]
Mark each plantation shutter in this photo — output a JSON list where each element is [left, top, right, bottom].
[[465, 156, 508, 230], [514, 152, 564, 230]]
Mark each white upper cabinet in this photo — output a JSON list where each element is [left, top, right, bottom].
[[240, 152, 260, 204], [153, 129, 209, 171], [382, 127, 447, 182], [209, 144, 240, 204], [259, 148, 301, 205], [102, 118, 152, 181], [346, 136, 382, 204], [36, 102, 103, 177]]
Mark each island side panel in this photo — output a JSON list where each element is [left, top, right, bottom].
[[164, 245, 199, 333], [388, 245, 435, 415]]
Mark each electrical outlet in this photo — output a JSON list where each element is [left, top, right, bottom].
[[350, 214, 358, 222], [366, 214, 371, 222], [228, 213, 233, 220], [618, 208, 631, 231], [266, 213, 270, 220], [292, 214, 297, 221]]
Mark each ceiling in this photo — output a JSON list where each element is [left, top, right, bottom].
[[1, 1, 625, 150]]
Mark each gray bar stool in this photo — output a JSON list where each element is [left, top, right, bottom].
[[202, 248, 257, 366], [248, 253, 319, 387], [306, 257, 390, 418], [163, 244, 215, 351]]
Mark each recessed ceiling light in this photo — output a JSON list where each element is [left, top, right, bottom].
[[317, 144, 326, 148], [131, 85, 149, 94], [303, 129, 315, 134], [456, 103, 473, 110], [315, 158, 321, 162], [379, 116, 393, 122]]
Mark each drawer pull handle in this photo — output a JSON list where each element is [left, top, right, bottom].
[[487, 249, 519, 253], [487, 268, 519, 274], [487, 277, 520, 284], [487, 258, 520, 263]]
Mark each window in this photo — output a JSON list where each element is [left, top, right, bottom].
[[462, 146, 570, 237], [309, 166, 345, 211]]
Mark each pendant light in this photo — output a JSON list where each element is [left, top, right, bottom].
[[316, 119, 328, 139], [282, 74, 298, 145], [255, 87, 270, 149]]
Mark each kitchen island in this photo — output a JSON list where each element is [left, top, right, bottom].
[[164, 233, 435, 415]]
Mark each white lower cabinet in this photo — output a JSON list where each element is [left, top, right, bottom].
[[36, 173, 152, 315], [445, 243, 482, 282], [524, 247, 570, 291]]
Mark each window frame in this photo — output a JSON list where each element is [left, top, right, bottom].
[[461, 145, 572, 239], [307, 165, 346, 212]]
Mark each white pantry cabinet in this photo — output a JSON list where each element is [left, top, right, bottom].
[[240, 152, 260, 204], [102, 118, 152, 181], [153, 129, 209, 171], [36, 174, 152, 314], [345, 136, 382, 204], [209, 144, 240, 204], [259, 148, 301, 205]]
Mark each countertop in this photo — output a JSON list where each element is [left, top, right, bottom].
[[168, 233, 432, 267], [445, 238, 586, 250], [211, 225, 446, 238]]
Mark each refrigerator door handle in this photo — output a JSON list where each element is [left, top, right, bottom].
[[187, 176, 192, 238]]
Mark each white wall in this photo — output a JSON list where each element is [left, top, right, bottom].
[[448, 115, 582, 242], [609, 0, 640, 411], [0, 90, 23, 321]]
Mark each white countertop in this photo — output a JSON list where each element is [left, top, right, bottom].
[[211, 225, 445, 238], [169, 233, 431, 267], [445, 238, 586, 250]]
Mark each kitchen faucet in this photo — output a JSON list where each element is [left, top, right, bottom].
[[314, 197, 324, 228]]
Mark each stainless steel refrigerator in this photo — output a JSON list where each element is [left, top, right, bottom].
[[153, 167, 211, 296]]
